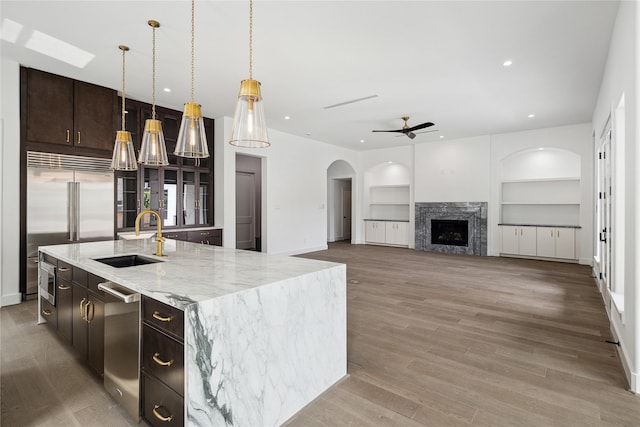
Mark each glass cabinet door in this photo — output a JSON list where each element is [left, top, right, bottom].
[[116, 171, 138, 229], [143, 168, 161, 227], [163, 169, 178, 227], [182, 171, 196, 226], [198, 172, 210, 225]]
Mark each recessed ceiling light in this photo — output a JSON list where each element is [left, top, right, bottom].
[[284, 116, 291, 120], [1, 18, 23, 43], [440, 135, 444, 139], [387, 161, 393, 164], [360, 139, 365, 143], [163, 88, 171, 93], [528, 114, 535, 118], [503, 60, 513, 67], [25, 30, 95, 68]]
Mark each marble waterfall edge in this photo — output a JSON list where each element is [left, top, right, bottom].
[[185, 265, 347, 426]]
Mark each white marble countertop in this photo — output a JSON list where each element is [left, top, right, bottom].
[[39, 239, 342, 310]]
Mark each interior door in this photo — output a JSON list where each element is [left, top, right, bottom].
[[341, 184, 352, 240], [236, 171, 256, 250]]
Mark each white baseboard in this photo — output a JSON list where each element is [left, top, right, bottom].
[[579, 257, 593, 266], [1, 292, 22, 307], [612, 327, 638, 393]]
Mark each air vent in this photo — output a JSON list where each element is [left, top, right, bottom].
[[323, 94, 379, 109], [27, 151, 113, 173]]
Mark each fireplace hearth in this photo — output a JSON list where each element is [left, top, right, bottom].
[[415, 202, 487, 256]]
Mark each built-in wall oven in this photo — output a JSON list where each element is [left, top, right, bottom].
[[38, 258, 56, 305]]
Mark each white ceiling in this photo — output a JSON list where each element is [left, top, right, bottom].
[[1, 1, 619, 151]]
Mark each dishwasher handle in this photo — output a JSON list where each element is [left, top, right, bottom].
[[98, 282, 141, 303]]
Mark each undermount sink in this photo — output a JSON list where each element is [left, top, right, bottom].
[[94, 254, 163, 268]]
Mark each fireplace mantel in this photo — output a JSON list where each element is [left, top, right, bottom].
[[415, 202, 488, 256]]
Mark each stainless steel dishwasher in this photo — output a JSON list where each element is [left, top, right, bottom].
[[98, 281, 141, 422]]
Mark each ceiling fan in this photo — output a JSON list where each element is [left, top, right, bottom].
[[372, 116, 436, 139]]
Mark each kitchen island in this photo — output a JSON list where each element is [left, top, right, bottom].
[[38, 239, 346, 426]]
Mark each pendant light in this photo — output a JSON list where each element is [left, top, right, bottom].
[[139, 20, 169, 166], [174, 0, 209, 159], [111, 45, 138, 171], [229, 0, 270, 148]]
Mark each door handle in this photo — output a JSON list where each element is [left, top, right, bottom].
[[77, 131, 81, 144], [152, 353, 174, 367], [79, 298, 88, 321], [66, 129, 70, 143]]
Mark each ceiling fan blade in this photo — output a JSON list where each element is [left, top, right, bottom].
[[406, 122, 435, 132], [414, 129, 439, 134], [372, 129, 404, 133]]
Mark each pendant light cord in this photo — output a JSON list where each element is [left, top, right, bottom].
[[121, 47, 126, 131], [191, 0, 195, 102], [249, 0, 253, 80], [152, 24, 157, 120]]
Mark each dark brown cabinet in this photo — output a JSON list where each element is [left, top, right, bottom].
[[56, 262, 73, 343], [115, 97, 214, 231], [71, 267, 105, 376], [23, 68, 116, 153], [141, 296, 184, 427], [187, 229, 222, 246]]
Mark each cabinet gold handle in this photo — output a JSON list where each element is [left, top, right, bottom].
[[66, 129, 70, 143], [80, 298, 87, 320], [152, 311, 172, 322], [58, 267, 70, 272], [152, 353, 174, 367], [42, 309, 52, 317], [87, 301, 94, 323], [58, 284, 71, 290], [77, 131, 81, 144], [152, 405, 173, 422]]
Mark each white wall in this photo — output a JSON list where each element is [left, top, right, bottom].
[[215, 117, 359, 256], [591, 0, 638, 393], [1, 58, 22, 306], [414, 135, 491, 203]]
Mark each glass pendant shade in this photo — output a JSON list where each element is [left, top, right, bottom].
[[229, 79, 270, 148], [175, 102, 209, 158], [139, 119, 169, 165], [111, 130, 138, 170]]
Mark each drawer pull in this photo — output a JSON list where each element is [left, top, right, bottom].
[[41, 309, 52, 317], [152, 311, 173, 322], [152, 352, 174, 367], [58, 267, 70, 272], [58, 284, 71, 290], [152, 405, 174, 422], [80, 298, 87, 320]]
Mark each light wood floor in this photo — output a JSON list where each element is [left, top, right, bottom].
[[1, 243, 638, 426], [287, 242, 640, 426]]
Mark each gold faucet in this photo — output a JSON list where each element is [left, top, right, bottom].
[[135, 209, 166, 257]]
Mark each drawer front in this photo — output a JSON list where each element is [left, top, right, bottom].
[[57, 261, 72, 282], [143, 374, 184, 427], [142, 324, 184, 395], [164, 231, 187, 240], [40, 297, 57, 329], [72, 266, 88, 287], [187, 229, 222, 245], [143, 297, 184, 341], [87, 273, 105, 299]]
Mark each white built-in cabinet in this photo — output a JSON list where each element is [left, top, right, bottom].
[[536, 227, 575, 259], [499, 149, 581, 262], [501, 225, 537, 257], [365, 220, 409, 247], [500, 225, 576, 260]]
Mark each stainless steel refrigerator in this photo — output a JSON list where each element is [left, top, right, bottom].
[[26, 151, 115, 297]]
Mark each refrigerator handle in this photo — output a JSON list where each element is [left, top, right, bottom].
[[67, 182, 74, 241], [75, 182, 80, 241]]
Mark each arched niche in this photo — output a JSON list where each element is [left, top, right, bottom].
[[501, 148, 581, 181]]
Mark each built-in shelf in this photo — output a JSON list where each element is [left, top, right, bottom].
[[368, 184, 410, 221]]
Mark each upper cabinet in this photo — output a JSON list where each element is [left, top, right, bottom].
[[23, 68, 116, 154]]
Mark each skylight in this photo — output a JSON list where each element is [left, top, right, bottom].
[[25, 30, 95, 68]]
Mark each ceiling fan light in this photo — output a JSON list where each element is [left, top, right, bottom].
[[229, 79, 270, 148], [111, 130, 138, 170], [174, 102, 209, 158]]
